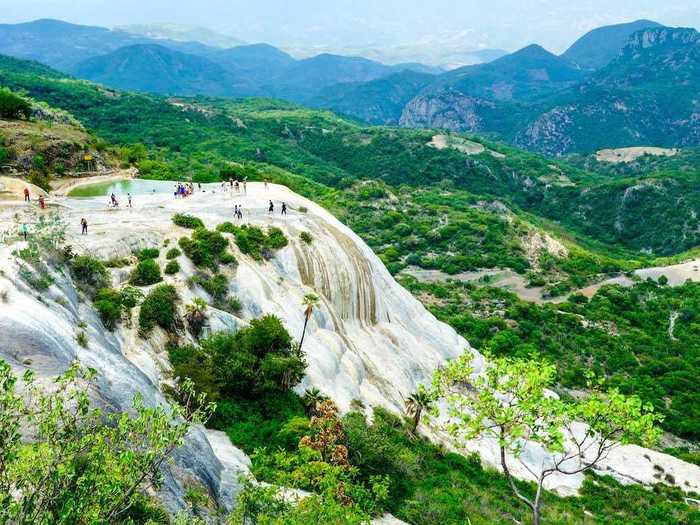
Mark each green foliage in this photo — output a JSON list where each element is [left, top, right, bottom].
[[217, 223, 288, 261], [169, 315, 304, 401], [179, 228, 232, 270], [138, 284, 179, 334], [172, 214, 204, 229], [0, 87, 31, 119], [29, 171, 50, 192], [192, 273, 229, 300], [128, 258, 162, 286], [165, 247, 181, 259], [94, 286, 144, 330], [300, 231, 313, 244], [135, 247, 160, 261], [70, 255, 109, 292], [0, 360, 213, 524], [164, 259, 180, 275], [406, 278, 700, 440]]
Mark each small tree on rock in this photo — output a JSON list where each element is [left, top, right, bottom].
[[431, 352, 662, 525]]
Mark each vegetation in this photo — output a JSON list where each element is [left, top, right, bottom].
[[0, 360, 213, 525], [129, 258, 162, 286], [165, 247, 181, 259], [164, 260, 180, 275], [401, 277, 700, 441], [138, 284, 179, 334], [172, 214, 204, 229], [431, 352, 661, 525], [94, 286, 144, 330], [70, 255, 109, 293], [0, 87, 31, 119], [179, 228, 233, 270], [218, 223, 288, 261]]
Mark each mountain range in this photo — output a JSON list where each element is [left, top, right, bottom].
[[1, 18, 699, 155]]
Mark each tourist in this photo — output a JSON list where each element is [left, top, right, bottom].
[[281, 202, 287, 215], [19, 223, 28, 241], [268, 200, 274, 214], [243, 179, 247, 194], [127, 193, 132, 207], [38, 195, 45, 209], [80, 218, 88, 235], [23, 187, 29, 202]]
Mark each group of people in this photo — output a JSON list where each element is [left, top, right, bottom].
[[23, 187, 46, 209], [175, 183, 194, 198], [226, 178, 248, 194], [109, 193, 133, 208], [233, 204, 244, 220], [268, 200, 287, 215]]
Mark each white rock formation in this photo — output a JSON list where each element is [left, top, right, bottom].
[[1, 181, 698, 511]]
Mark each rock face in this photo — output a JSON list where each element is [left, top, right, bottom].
[[399, 92, 495, 132], [1, 181, 699, 510]]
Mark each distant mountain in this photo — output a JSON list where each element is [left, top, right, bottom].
[[562, 19, 664, 70], [310, 70, 436, 124], [517, 26, 700, 154], [431, 44, 586, 102], [265, 54, 396, 103], [0, 18, 222, 72], [116, 23, 244, 49], [73, 44, 256, 97], [205, 44, 296, 83]]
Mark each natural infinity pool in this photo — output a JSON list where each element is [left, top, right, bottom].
[[67, 179, 181, 197]]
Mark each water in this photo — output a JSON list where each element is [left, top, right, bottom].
[[68, 179, 179, 198]]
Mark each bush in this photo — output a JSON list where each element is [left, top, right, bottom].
[[129, 258, 162, 286], [172, 214, 204, 229], [300, 231, 313, 244], [29, 171, 50, 192], [0, 88, 31, 120], [71, 255, 109, 291], [168, 315, 304, 400], [164, 260, 180, 275], [218, 223, 288, 261], [139, 285, 179, 334], [94, 287, 144, 330], [192, 273, 229, 300], [179, 228, 231, 270], [136, 248, 160, 261], [166, 247, 181, 260]]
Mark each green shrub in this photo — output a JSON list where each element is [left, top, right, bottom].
[[71, 255, 109, 291], [104, 257, 131, 268], [0, 88, 31, 120], [300, 231, 313, 244], [129, 258, 162, 286], [193, 273, 229, 300], [217, 223, 288, 261], [94, 287, 144, 330], [166, 247, 181, 260], [139, 285, 179, 334], [172, 214, 204, 229], [164, 260, 180, 275], [168, 315, 304, 400], [179, 228, 231, 270], [136, 248, 160, 261], [29, 171, 50, 192]]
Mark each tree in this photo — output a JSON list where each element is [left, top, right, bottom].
[[431, 352, 662, 525], [302, 387, 328, 417], [185, 298, 208, 338], [299, 293, 320, 351], [0, 360, 214, 524], [404, 387, 434, 435], [0, 88, 31, 120]]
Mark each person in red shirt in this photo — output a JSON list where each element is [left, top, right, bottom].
[[23, 187, 30, 202]]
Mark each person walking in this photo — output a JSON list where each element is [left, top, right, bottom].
[[19, 223, 28, 241], [23, 187, 30, 202], [127, 193, 132, 207], [281, 202, 287, 216], [80, 218, 88, 235], [268, 200, 274, 214], [38, 195, 45, 209]]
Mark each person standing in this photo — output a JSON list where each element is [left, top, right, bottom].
[[23, 187, 30, 202], [268, 200, 274, 214], [127, 193, 132, 208], [19, 223, 28, 241], [38, 195, 45, 209], [80, 218, 88, 235], [281, 202, 287, 216]]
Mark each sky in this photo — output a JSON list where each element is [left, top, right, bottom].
[[3, 0, 699, 55]]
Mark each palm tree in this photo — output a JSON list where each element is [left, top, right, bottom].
[[302, 387, 328, 417], [405, 389, 434, 435], [299, 293, 320, 351]]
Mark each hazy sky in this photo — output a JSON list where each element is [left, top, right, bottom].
[[3, 0, 699, 53]]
